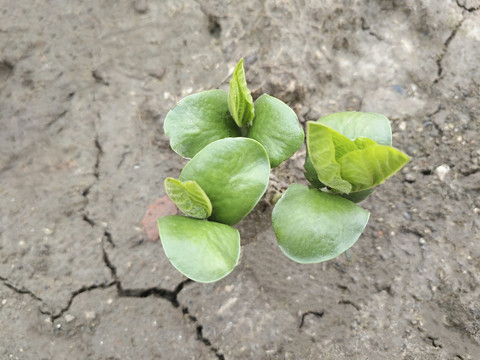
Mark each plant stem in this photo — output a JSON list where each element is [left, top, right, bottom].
[[240, 126, 249, 137]]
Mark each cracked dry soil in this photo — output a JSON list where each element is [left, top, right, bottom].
[[1, 0, 480, 359]]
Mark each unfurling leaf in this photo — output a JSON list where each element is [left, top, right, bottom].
[[306, 122, 354, 193], [339, 143, 411, 192], [164, 177, 212, 219], [228, 58, 255, 127], [306, 121, 410, 194]]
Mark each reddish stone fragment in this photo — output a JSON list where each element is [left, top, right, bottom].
[[141, 196, 177, 241]]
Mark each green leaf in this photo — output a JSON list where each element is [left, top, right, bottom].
[[306, 122, 355, 193], [318, 111, 392, 145], [304, 151, 373, 202], [164, 90, 241, 158], [340, 188, 374, 203], [164, 177, 212, 219], [228, 58, 255, 127], [179, 137, 270, 225], [247, 94, 304, 168], [303, 150, 325, 189], [339, 143, 411, 192], [158, 216, 240, 283], [272, 184, 370, 263]]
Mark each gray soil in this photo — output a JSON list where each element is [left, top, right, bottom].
[[1, 0, 479, 359]]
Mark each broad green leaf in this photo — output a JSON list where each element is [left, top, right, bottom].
[[164, 90, 241, 158], [272, 184, 370, 263], [318, 111, 392, 145], [339, 144, 411, 192], [158, 216, 240, 283], [164, 177, 212, 219], [306, 122, 355, 193], [179, 138, 270, 225], [248, 94, 304, 168], [228, 59, 254, 127]]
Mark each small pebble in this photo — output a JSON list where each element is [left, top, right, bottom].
[[65, 314, 75, 323], [405, 173, 416, 183], [434, 164, 450, 182], [85, 311, 96, 320], [134, 0, 149, 14]]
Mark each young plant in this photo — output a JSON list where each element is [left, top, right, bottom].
[[272, 112, 410, 263], [158, 59, 304, 282], [163, 58, 304, 168], [159, 137, 270, 282], [158, 58, 410, 282]]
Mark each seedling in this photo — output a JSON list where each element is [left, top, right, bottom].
[[158, 59, 410, 282], [163, 59, 304, 167], [272, 112, 410, 263], [158, 59, 304, 282], [159, 137, 270, 282]]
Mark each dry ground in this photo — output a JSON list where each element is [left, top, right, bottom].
[[1, 0, 480, 359]]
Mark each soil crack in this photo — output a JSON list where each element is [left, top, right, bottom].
[[102, 241, 223, 357], [423, 105, 443, 134], [455, 0, 480, 12], [426, 335, 443, 348], [82, 214, 96, 227], [299, 310, 325, 328], [432, 18, 465, 85], [338, 299, 360, 311], [94, 135, 103, 180], [49, 281, 117, 321], [79, 149, 222, 358], [0, 275, 45, 304], [102, 236, 189, 310], [182, 306, 225, 359], [101, 236, 223, 357], [79, 116, 103, 228], [360, 17, 383, 41], [194, 0, 223, 39], [45, 110, 68, 129]]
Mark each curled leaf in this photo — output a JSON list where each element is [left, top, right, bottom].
[[306, 122, 354, 193], [304, 150, 374, 203], [228, 59, 255, 127], [306, 121, 410, 194], [164, 177, 212, 219], [339, 143, 411, 192]]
